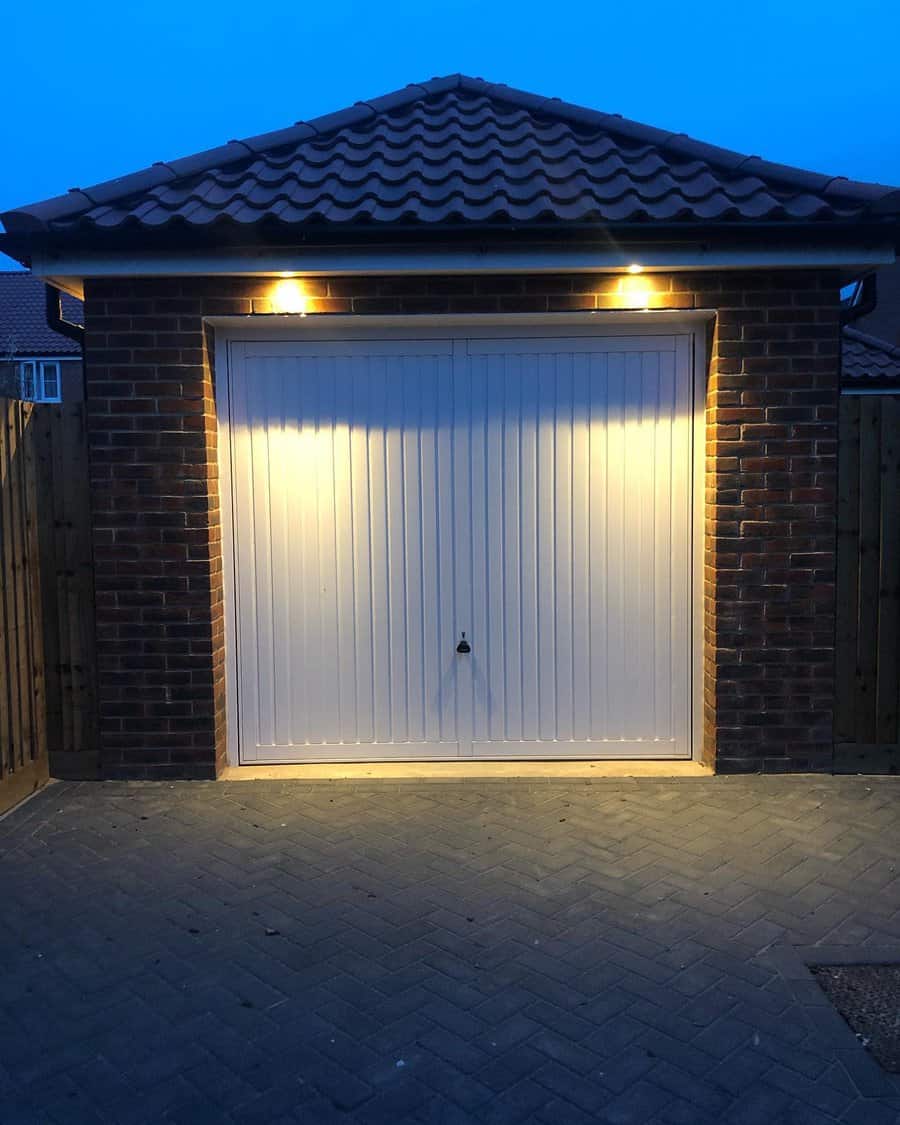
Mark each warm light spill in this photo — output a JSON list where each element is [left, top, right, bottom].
[[271, 278, 308, 315], [617, 276, 654, 309]]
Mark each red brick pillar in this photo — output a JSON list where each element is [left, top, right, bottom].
[[703, 270, 841, 771], [83, 279, 226, 778]]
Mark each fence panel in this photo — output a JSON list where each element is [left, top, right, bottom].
[[32, 367, 98, 779], [0, 398, 49, 814], [835, 394, 900, 773]]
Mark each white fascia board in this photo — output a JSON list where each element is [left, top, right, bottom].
[[34, 241, 897, 297], [10, 354, 80, 362], [205, 309, 717, 337]]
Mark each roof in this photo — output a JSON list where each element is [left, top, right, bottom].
[[3, 75, 900, 240], [0, 272, 83, 357], [843, 326, 900, 387]]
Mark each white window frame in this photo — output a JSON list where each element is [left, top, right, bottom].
[[18, 359, 63, 403]]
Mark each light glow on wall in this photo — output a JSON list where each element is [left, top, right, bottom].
[[616, 275, 654, 309], [271, 278, 308, 315]]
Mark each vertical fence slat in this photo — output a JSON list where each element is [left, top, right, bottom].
[[0, 402, 12, 781], [23, 401, 47, 773], [62, 391, 95, 759], [34, 408, 62, 755], [4, 400, 25, 774], [835, 397, 861, 743], [49, 397, 75, 756], [0, 397, 49, 813], [877, 396, 900, 745], [70, 392, 98, 763], [38, 377, 98, 777], [836, 391, 900, 772], [854, 397, 882, 745], [14, 402, 36, 766]]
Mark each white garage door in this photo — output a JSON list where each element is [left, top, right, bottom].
[[224, 328, 695, 763]]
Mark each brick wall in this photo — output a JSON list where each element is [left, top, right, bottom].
[[701, 273, 841, 772], [82, 269, 841, 777], [84, 283, 225, 779]]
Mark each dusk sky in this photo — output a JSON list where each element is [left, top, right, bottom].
[[3, 0, 899, 268]]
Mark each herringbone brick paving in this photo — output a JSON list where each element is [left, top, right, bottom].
[[1, 777, 900, 1123]]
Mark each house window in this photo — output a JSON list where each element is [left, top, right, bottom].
[[18, 360, 62, 403]]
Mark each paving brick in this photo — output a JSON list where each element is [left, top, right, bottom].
[[475, 1044, 548, 1093], [708, 1048, 774, 1096], [350, 1077, 433, 1124], [535, 1097, 600, 1125], [721, 1082, 792, 1124], [597, 1045, 659, 1093], [657, 1096, 720, 1124], [527, 1029, 604, 1075], [693, 1015, 756, 1061], [599, 1079, 673, 1123], [532, 1060, 612, 1115], [647, 1059, 731, 1115], [473, 1013, 542, 1053], [409, 1058, 493, 1112], [416, 1027, 489, 1074], [638, 1030, 721, 1079], [762, 1062, 854, 1117], [839, 1099, 900, 1125], [627, 996, 700, 1040], [475, 1078, 551, 1123]]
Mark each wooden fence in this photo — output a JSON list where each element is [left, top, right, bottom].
[[32, 365, 98, 781], [0, 398, 48, 814], [835, 393, 900, 772]]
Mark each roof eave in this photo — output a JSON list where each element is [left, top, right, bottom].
[[5, 215, 900, 256]]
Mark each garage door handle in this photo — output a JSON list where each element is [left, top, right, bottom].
[[456, 632, 471, 654]]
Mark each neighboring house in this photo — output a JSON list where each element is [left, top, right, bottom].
[[0, 270, 83, 401], [2, 74, 899, 780]]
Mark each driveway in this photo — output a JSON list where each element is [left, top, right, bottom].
[[1, 776, 900, 1124]]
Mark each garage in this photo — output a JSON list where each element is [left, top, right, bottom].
[[220, 322, 700, 763], [7, 73, 883, 777]]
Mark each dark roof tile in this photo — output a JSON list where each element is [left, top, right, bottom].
[[79, 165, 177, 206], [843, 327, 900, 385], [3, 75, 900, 237]]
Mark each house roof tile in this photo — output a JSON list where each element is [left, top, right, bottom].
[[3, 75, 900, 238], [0, 272, 83, 356], [843, 326, 900, 386]]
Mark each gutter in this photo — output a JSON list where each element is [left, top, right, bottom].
[[841, 272, 878, 324], [45, 284, 84, 346]]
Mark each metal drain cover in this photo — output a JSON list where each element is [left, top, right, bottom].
[[811, 964, 900, 1072]]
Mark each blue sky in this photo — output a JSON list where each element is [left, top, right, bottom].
[[2, 0, 898, 268]]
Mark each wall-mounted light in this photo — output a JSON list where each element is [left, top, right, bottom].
[[617, 275, 654, 309], [627, 263, 643, 274], [271, 278, 308, 315]]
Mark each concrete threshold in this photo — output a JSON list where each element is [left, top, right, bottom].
[[220, 760, 713, 781]]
